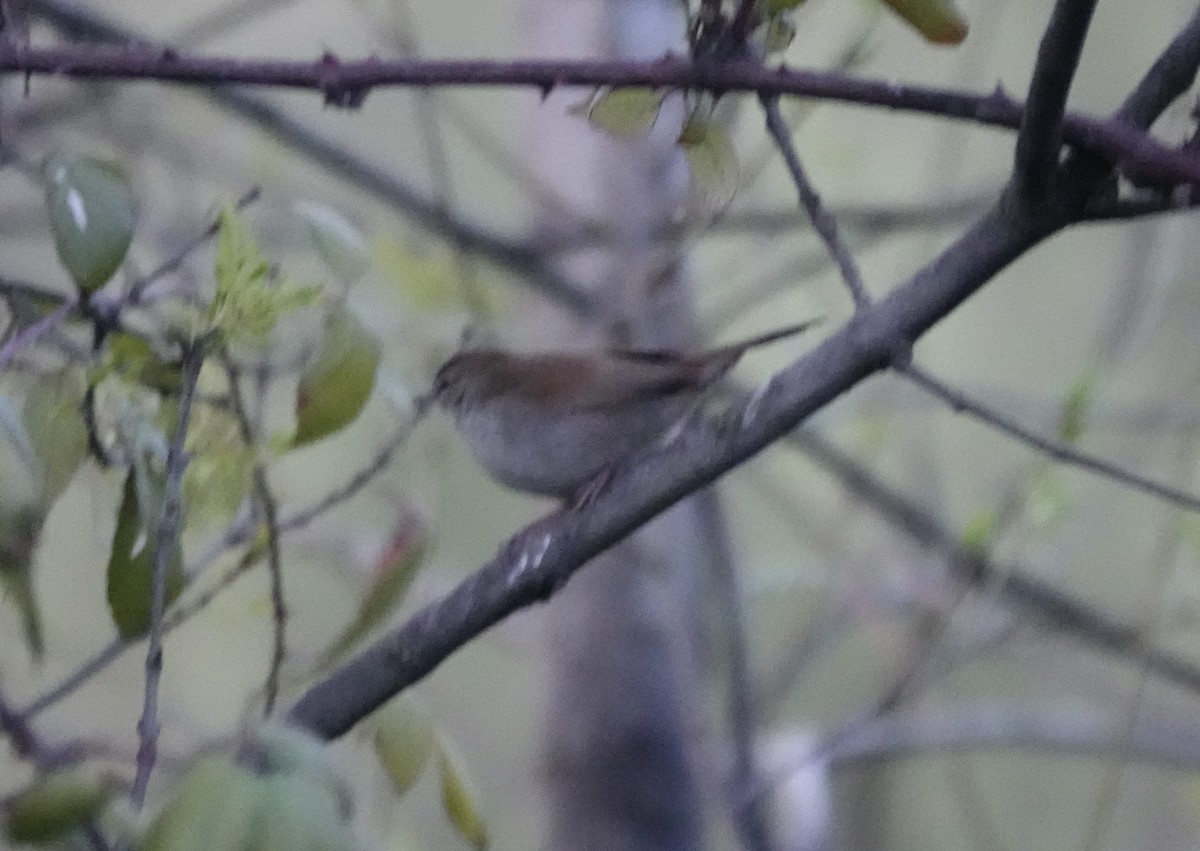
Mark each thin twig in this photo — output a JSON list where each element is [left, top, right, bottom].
[[901, 363, 1200, 513], [129, 338, 205, 808], [0, 679, 43, 762], [760, 94, 871, 308], [21, 415, 420, 721], [222, 358, 286, 716], [126, 186, 261, 305], [694, 490, 773, 851], [0, 297, 78, 373], [1013, 0, 1099, 207]]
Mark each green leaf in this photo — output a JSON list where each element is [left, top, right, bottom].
[[1057, 369, 1097, 445], [5, 771, 114, 845], [373, 697, 436, 797], [254, 774, 354, 851], [293, 305, 382, 447], [0, 503, 47, 660], [1026, 469, 1068, 531], [296, 201, 371, 284], [960, 508, 996, 556], [762, 14, 797, 53], [252, 722, 350, 814], [317, 515, 427, 669], [180, 406, 254, 526], [374, 236, 485, 312], [0, 392, 39, 481], [107, 333, 184, 395], [578, 87, 666, 138], [437, 742, 488, 851], [141, 758, 264, 851], [211, 206, 321, 342], [877, 0, 968, 44], [765, 0, 806, 12], [677, 116, 740, 213], [43, 154, 137, 294], [107, 469, 184, 639], [22, 371, 89, 505]]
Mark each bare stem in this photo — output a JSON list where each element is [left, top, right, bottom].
[[129, 338, 205, 808]]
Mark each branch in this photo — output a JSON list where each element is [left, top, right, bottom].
[[287, 7, 1200, 737], [20, 415, 420, 721], [1013, 0, 1099, 207], [0, 296, 78, 373], [901, 364, 1200, 513], [3, 47, 1200, 188], [788, 427, 1200, 696], [222, 358, 286, 716], [760, 94, 870, 308], [126, 186, 260, 305], [287, 197, 1055, 739], [129, 338, 205, 808], [807, 702, 1200, 771], [25, 0, 599, 318], [693, 491, 772, 851]]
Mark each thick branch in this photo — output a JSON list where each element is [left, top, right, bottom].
[[288, 201, 1054, 739], [287, 2, 1200, 729], [1013, 0, 1099, 206]]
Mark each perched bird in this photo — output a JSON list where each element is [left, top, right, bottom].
[[431, 323, 815, 497]]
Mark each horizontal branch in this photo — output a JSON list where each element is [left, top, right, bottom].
[[1, 49, 1198, 187]]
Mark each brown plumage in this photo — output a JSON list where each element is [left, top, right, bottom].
[[432, 322, 815, 497]]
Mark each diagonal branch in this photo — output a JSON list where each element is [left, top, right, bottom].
[[286, 9, 1200, 740], [901, 364, 1200, 513], [760, 94, 870, 308], [788, 427, 1200, 695]]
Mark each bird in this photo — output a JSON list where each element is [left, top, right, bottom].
[[431, 322, 816, 498]]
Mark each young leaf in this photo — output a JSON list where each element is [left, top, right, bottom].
[[374, 236, 481, 311], [316, 512, 427, 670], [211, 206, 320, 342], [106, 469, 184, 639], [296, 201, 371, 284], [1057, 369, 1097, 445], [372, 696, 436, 797], [107, 333, 183, 395], [960, 508, 996, 556], [437, 742, 489, 850], [762, 14, 797, 53], [678, 116, 740, 212], [43, 154, 137, 295], [581, 87, 666, 138], [293, 305, 381, 447], [22, 371, 89, 505], [878, 0, 968, 44]]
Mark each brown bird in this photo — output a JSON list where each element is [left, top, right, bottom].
[[431, 322, 815, 497]]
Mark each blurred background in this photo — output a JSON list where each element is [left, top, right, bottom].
[[4, 0, 1200, 848]]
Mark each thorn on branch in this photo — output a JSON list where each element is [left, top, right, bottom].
[[317, 51, 369, 109]]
